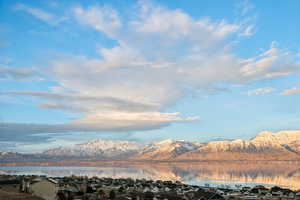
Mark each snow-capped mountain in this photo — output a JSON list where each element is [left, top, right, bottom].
[[176, 130, 300, 161], [44, 139, 142, 159], [199, 130, 300, 153], [43, 139, 202, 160], [133, 139, 202, 160], [251, 131, 300, 151], [2, 130, 300, 163]]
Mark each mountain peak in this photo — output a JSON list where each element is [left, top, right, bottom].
[[133, 139, 201, 160], [83, 138, 136, 146], [252, 130, 300, 145], [154, 139, 175, 145], [256, 131, 273, 137]]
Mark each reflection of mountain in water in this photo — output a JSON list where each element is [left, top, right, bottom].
[[176, 162, 300, 189], [1, 162, 300, 189]]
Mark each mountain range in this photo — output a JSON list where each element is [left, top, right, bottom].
[[44, 139, 142, 159], [1, 130, 300, 163]]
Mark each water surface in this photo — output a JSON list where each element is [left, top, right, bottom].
[[1, 162, 299, 190]]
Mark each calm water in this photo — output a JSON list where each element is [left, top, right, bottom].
[[1, 162, 300, 190]]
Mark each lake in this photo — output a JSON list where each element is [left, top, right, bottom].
[[1, 161, 300, 190]]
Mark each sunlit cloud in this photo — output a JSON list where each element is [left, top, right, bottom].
[[280, 87, 300, 96]]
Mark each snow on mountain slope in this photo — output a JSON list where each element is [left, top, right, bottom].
[[176, 131, 300, 161], [134, 139, 202, 160], [251, 131, 300, 151], [44, 139, 142, 159], [40, 130, 300, 161], [197, 130, 300, 153]]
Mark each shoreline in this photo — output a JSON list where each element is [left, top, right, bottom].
[[1, 159, 300, 166]]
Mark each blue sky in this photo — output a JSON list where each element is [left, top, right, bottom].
[[1, 0, 300, 152]]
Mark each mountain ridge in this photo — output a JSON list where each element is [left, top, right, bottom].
[[1, 130, 300, 162], [175, 130, 300, 161], [43, 138, 142, 159]]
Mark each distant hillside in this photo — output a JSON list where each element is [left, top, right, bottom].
[[0, 152, 53, 163]]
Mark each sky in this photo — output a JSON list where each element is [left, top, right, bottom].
[[1, 0, 300, 153]]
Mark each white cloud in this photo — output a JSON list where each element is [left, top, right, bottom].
[[239, 41, 300, 81], [131, 4, 239, 39], [280, 87, 300, 96], [247, 87, 275, 96], [73, 6, 122, 37]]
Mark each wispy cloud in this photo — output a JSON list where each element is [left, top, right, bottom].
[[14, 3, 66, 25], [247, 87, 275, 96], [239, 0, 254, 16], [239, 24, 255, 37], [235, 0, 256, 37], [239, 41, 300, 80], [6, 90, 160, 113], [0, 66, 41, 81], [280, 87, 300, 96]]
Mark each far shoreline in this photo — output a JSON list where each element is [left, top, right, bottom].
[[1, 159, 300, 167]]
